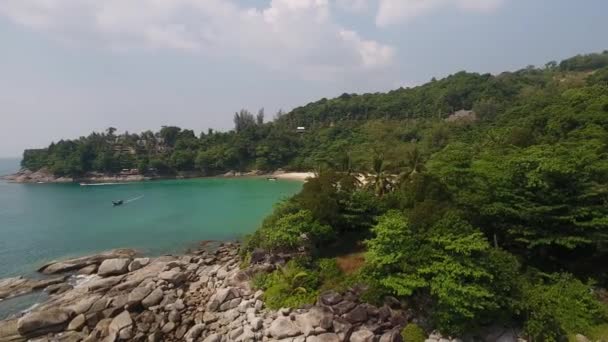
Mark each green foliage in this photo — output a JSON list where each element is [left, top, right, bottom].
[[250, 208, 333, 254], [365, 212, 522, 334], [401, 323, 426, 342], [253, 260, 320, 310], [522, 273, 607, 341]]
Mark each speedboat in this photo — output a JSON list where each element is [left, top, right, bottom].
[[112, 200, 124, 206]]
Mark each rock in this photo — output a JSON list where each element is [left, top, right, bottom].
[[230, 326, 244, 339], [0, 276, 67, 300], [308, 333, 341, 342], [158, 268, 186, 285], [344, 305, 368, 324], [350, 329, 375, 342], [269, 317, 301, 339], [295, 306, 333, 335], [333, 318, 353, 341], [203, 312, 217, 323], [148, 331, 162, 342], [109, 311, 133, 337], [67, 314, 86, 331], [333, 300, 357, 315], [575, 334, 591, 342], [380, 329, 403, 342], [129, 258, 150, 272], [251, 317, 263, 331], [384, 296, 401, 309], [38, 249, 137, 274], [320, 291, 343, 306], [184, 324, 205, 341], [168, 310, 181, 323], [45, 283, 73, 295], [97, 258, 131, 277], [78, 264, 98, 275], [203, 333, 222, 342], [17, 308, 72, 337], [250, 249, 268, 264], [161, 321, 176, 333], [127, 285, 153, 307], [142, 288, 164, 308], [69, 296, 102, 315], [86, 275, 124, 292]]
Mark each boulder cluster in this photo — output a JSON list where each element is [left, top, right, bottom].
[[0, 243, 459, 342]]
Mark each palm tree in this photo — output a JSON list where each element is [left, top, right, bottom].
[[398, 146, 425, 184], [365, 154, 393, 197]]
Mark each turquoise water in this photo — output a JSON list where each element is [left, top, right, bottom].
[[0, 166, 301, 279]]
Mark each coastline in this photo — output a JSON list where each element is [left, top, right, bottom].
[[0, 242, 413, 342], [1, 169, 315, 184]]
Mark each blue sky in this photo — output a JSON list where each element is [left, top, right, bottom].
[[0, 0, 606, 157]]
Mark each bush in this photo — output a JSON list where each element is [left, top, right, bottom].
[[522, 273, 607, 341], [254, 260, 320, 310], [402, 323, 426, 342]]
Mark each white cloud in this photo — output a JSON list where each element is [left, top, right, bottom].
[[376, 0, 504, 27], [335, 0, 370, 12], [0, 0, 395, 77]]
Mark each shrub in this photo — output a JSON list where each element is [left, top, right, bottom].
[[255, 260, 320, 310], [522, 273, 607, 341], [402, 323, 426, 342]]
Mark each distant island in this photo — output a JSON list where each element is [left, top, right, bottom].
[[3, 51, 608, 342]]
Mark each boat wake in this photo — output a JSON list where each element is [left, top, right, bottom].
[[80, 182, 130, 186], [125, 195, 144, 203]]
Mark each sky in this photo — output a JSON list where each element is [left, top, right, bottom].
[[0, 0, 606, 157]]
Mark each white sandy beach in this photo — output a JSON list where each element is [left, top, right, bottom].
[[271, 171, 315, 181]]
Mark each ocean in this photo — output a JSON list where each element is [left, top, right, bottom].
[[0, 163, 301, 318]]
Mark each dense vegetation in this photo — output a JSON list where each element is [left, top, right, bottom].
[[21, 51, 608, 339], [242, 51, 608, 340]]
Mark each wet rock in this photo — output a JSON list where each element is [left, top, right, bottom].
[[0, 276, 67, 300], [45, 283, 73, 295], [17, 308, 72, 337]]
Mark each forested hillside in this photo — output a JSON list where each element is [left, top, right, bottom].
[[22, 51, 608, 178]]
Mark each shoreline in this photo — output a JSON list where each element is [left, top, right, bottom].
[[0, 242, 415, 342], [1, 169, 315, 184]]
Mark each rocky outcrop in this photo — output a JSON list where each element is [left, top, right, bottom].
[[37, 248, 137, 274], [0, 275, 66, 300], [16, 308, 72, 337], [0, 242, 511, 342]]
